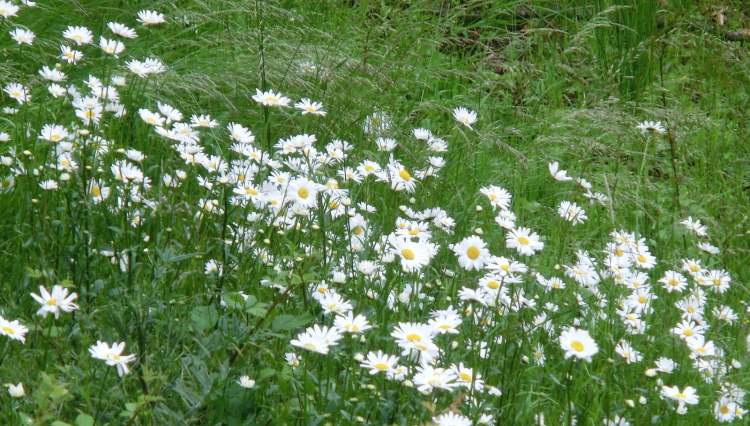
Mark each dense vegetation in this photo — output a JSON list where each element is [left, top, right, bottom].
[[0, 1, 748, 424]]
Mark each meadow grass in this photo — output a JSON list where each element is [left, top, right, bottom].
[[0, 0, 748, 424]]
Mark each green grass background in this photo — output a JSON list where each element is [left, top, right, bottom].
[[0, 0, 748, 424]]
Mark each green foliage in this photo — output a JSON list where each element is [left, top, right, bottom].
[[0, 0, 748, 425]]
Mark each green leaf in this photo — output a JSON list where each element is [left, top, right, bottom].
[[190, 305, 219, 333], [223, 292, 246, 310], [272, 313, 313, 332], [74, 414, 95, 426], [246, 303, 268, 317]]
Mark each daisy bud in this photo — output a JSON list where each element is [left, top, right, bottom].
[[639, 396, 647, 405], [474, 227, 483, 235], [475, 205, 483, 211], [6, 383, 24, 398], [645, 369, 657, 377], [625, 400, 635, 408], [409, 197, 415, 204], [676, 403, 687, 415], [354, 353, 364, 362], [451, 341, 459, 349], [263, 238, 271, 244]]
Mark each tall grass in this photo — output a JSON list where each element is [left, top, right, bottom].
[[0, 0, 747, 424]]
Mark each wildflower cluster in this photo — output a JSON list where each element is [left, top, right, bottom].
[[0, 3, 745, 425]]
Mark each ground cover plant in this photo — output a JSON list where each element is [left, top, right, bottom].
[[0, 0, 749, 424]]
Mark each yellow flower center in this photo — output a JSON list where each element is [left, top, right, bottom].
[[466, 246, 480, 260], [399, 169, 411, 181], [487, 280, 500, 290], [571, 340, 585, 353], [406, 333, 421, 342], [720, 405, 730, 415], [1, 326, 15, 335], [683, 329, 693, 337], [90, 185, 102, 197], [297, 187, 309, 199], [374, 362, 389, 371], [459, 372, 472, 382], [47, 298, 57, 306], [517, 236, 530, 246], [353, 226, 364, 236], [401, 248, 415, 260]]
